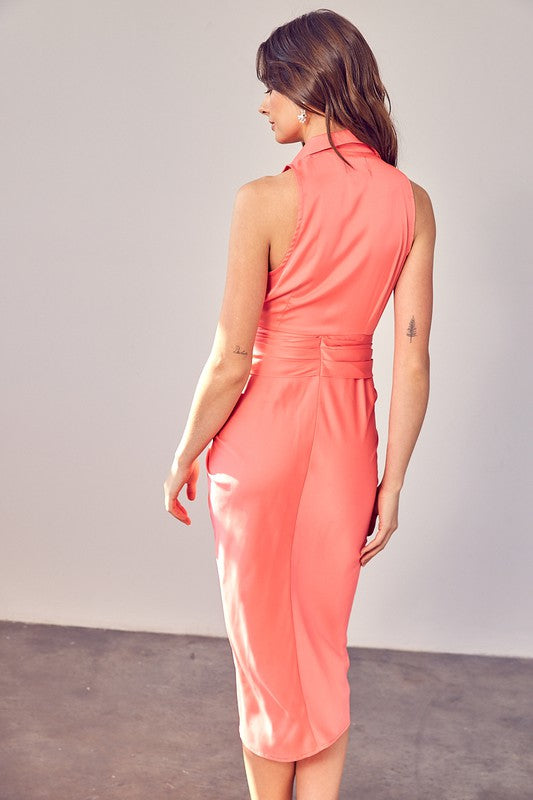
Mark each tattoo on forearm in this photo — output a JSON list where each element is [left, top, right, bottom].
[[406, 316, 417, 342], [233, 344, 248, 355]]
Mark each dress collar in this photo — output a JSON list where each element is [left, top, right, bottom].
[[291, 127, 380, 161]]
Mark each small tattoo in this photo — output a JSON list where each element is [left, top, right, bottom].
[[233, 344, 248, 355], [406, 316, 417, 342]]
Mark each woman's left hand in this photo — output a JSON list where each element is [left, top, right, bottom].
[[163, 457, 200, 525]]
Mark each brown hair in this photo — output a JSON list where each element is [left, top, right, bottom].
[[256, 9, 398, 167]]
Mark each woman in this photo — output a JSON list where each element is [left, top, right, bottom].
[[164, 9, 434, 800]]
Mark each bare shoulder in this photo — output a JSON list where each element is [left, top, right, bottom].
[[408, 179, 436, 241], [230, 177, 274, 234], [233, 172, 286, 211], [236, 171, 297, 225], [233, 176, 268, 206], [236, 170, 294, 197]]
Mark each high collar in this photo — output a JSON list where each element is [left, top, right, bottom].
[[292, 127, 380, 161]]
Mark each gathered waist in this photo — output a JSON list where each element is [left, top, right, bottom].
[[250, 326, 373, 379]]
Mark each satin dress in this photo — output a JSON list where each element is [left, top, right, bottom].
[[206, 127, 415, 762]]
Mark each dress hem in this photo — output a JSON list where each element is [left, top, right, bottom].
[[239, 719, 351, 762]]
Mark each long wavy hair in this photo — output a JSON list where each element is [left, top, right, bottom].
[[256, 9, 398, 167]]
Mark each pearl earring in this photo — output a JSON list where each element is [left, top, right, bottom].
[[297, 108, 307, 123]]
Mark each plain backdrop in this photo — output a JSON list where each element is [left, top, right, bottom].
[[1, 0, 532, 658]]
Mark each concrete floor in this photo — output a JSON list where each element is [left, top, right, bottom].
[[0, 621, 532, 800]]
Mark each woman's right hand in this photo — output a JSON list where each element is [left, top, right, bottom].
[[359, 482, 400, 566]]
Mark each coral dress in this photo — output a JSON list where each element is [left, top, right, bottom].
[[206, 127, 415, 762]]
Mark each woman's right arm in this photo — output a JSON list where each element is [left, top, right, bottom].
[[360, 181, 435, 566]]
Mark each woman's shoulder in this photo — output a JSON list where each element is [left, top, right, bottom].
[[408, 178, 433, 206], [233, 168, 294, 203], [235, 169, 298, 220], [239, 166, 296, 192], [406, 179, 436, 242]]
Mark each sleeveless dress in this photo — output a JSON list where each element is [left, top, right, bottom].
[[205, 127, 415, 762]]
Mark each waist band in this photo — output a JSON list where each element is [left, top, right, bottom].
[[250, 326, 373, 379]]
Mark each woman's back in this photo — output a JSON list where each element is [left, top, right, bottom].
[[259, 127, 415, 335]]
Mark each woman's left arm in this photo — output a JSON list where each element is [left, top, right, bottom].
[[163, 178, 272, 524]]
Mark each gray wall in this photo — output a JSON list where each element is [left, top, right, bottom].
[[1, 0, 531, 657]]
